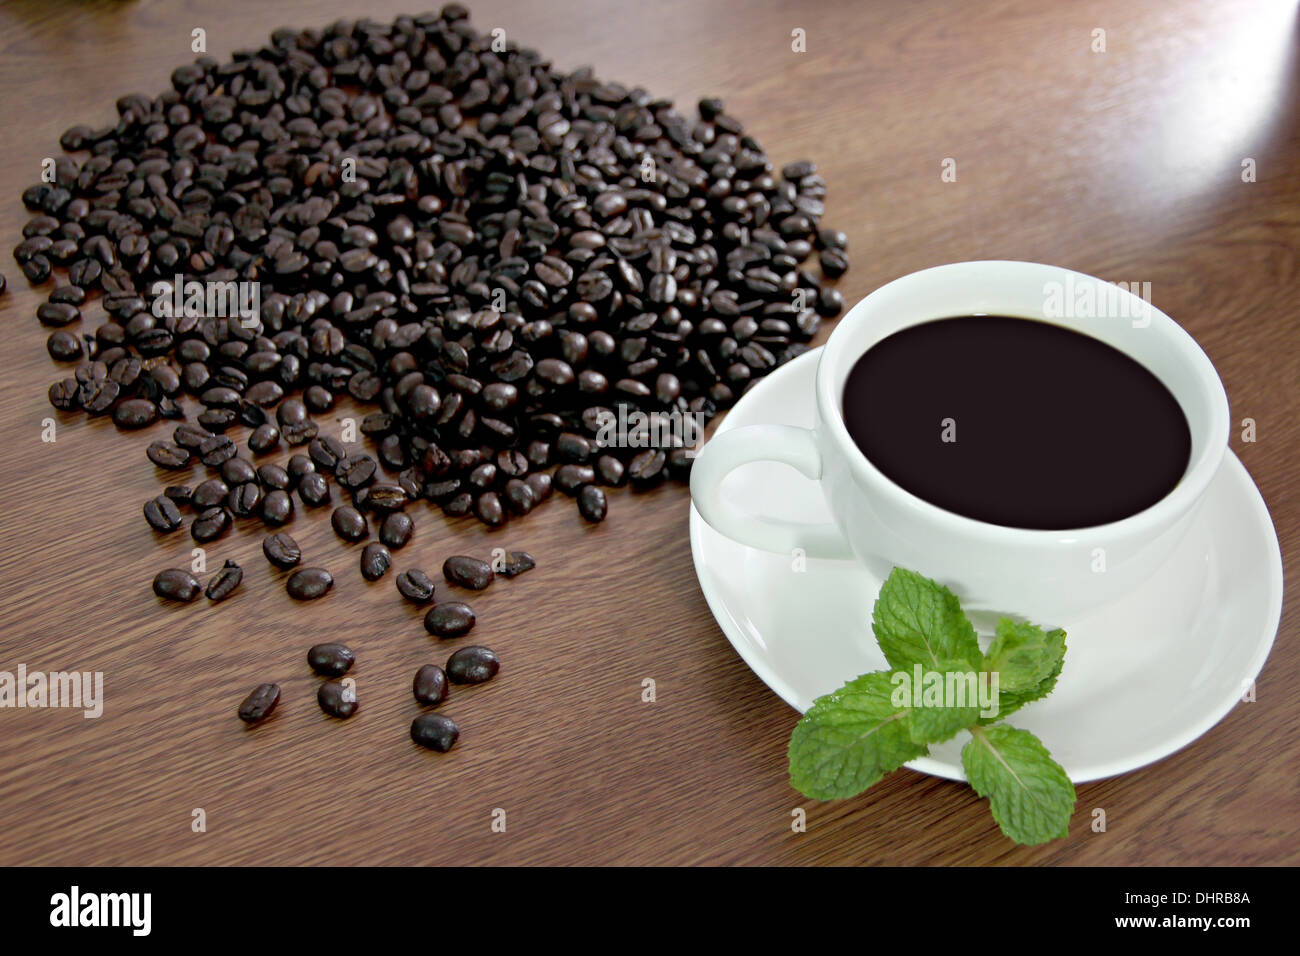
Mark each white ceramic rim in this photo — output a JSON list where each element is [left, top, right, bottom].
[[813, 260, 1232, 541], [690, 347, 1282, 782]]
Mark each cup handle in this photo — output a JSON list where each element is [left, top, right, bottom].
[[690, 424, 855, 560]]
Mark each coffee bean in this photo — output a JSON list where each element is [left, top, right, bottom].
[[220, 456, 257, 486], [379, 512, 413, 549], [396, 569, 436, 604], [190, 506, 232, 542], [820, 248, 849, 278], [628, 449, 667, 486], [248, 424, 281, 455], [503, 478, 535, 515], [147, 441, 190, 469], [525, 472, 553, 502], [297, 471, 331, 507], [555, 464, 596, 496], [153, 568, 201, 603], [173, 424, 208, 451], [46, 330, 83, 361], [498, 550, 536, 578], [260, 488, 293, 525], [263, 532, 302, 569], [331, 505, 368, 542], [442, 556, 494, 591], [335, 454, 377, 490], [318, 680, 358, 719], [410, 712, 459, 752], [238, 683, 280, 724], [307, 642, 354, 677], [424, 602, 476, 639], [412, 664, 449, 706], [308, 436, 346, 471], [360, 542, 392, 581], [446, 645, 500, 684], [143, 494, 182, 533], [204, 560, 243, 602], [228, 482, 262, 519], [595, 454, 626, 486], [192, 478, 229, 509], [198, 434, 236, 467], [286, 567, 333, 600], [109, 395, 157, 429], [578, 484, 608, 522], [163, 485, 192, 509], [474, 492, 506, 527], [257, 463, 291, 491]]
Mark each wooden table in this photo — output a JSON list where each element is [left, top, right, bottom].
[[0, 0, 1295, 866]]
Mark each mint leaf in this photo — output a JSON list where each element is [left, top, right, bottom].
[[789, 671, 929, 800], [962, 725, 1075, 845], [901, 660, 985, 744], [872, 568, 981, 671], [979, 636, 1066, 723], [983, 619, 1066, 693]]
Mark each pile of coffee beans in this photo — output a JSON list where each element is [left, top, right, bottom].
[[16, 6, 848, 758], [20, 5, 847, 529]]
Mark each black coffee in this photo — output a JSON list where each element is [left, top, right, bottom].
[[842, 315, 1192, 529]]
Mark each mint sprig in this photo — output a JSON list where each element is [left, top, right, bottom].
[[787, 568, 1075, 845]]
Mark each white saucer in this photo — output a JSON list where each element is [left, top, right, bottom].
[[689, 348, 1282, 783]]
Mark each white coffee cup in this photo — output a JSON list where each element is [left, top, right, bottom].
[[689, 261, 1230, 626]]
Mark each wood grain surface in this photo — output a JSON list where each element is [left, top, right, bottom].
[[0, 0, 1295, 866]]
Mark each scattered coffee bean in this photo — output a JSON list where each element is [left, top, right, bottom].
[[446, 645, 500, 685], [153, 568, 201, 603], [396, 569, 436, 604], [331, 505, 368, 542], [238, 683, 280, 724], [191, 478, 229, 509], [163, 485, 192, 509], [412, 664, 449, 707], [46, 330, 83, 361], [578, 485, 608, 522], [318, 680, 358, 719], [307, 643, 355, 678], [286, 567, 333, 600], [143, 494, 182, 533], [190, 506, 232, 542], [112, 398, 158, 430], [146, 441, 190, 469], [248, 424, 281, 455], [442, 555, 494, 591], [262, 532, 301, 569], [499, 551, 536, 578], [260, 489, 293, 525], [410, 712, 459, 752], [297, 471, 331, 507], [424, 602, 476, 639], [379, 512, 413, 549], [204, 560, 243, 602], [360, 542, 392, 581]]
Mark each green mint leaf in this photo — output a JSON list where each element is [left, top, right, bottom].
[[897, 661, 986, 744], [961, 725, 1076, 845], [979, 639, 1066, 724], [983, 619, 1067, 693], [789, 671, 929, 800], [872, 568, 982, 671]]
